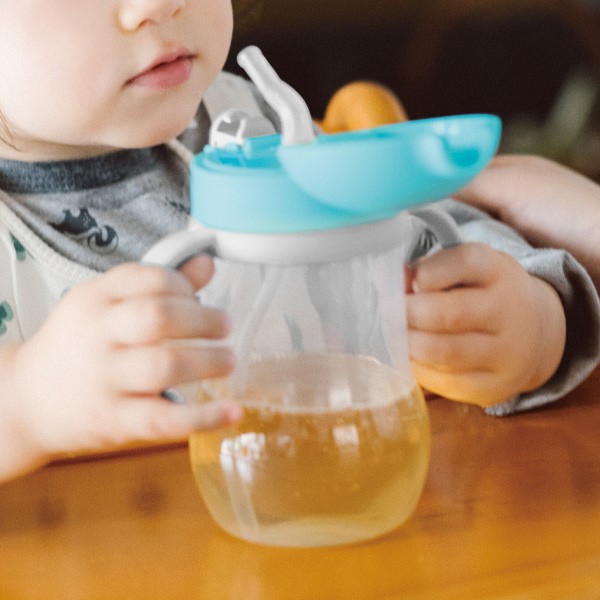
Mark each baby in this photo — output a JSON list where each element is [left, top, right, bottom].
[[0, 0, 598, 483]]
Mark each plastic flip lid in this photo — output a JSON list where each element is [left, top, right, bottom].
[[190, 47, 502, 234]]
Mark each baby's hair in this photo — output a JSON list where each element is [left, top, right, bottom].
[[233, 0, 263, 30]]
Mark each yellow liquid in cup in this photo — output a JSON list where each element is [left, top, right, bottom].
[[189, 354, 430, 547]]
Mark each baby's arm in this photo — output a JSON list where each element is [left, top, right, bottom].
[[406, 243, 566, 407], [0, 256, 239, 482], [454, 154, 600, 291]]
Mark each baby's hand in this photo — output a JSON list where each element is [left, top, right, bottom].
[[406, 243, 566, 406], [7, 256, 238, 472]]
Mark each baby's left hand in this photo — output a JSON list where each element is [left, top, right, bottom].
[[405, 243, 567, 407]]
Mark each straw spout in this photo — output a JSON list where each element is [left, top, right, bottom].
[[237, 46, 315, 146]]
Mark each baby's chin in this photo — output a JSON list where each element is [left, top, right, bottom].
[[114, 102, 200, 149], [122, 121, 193, 149]]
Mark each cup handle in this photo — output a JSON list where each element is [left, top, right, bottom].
[[142, 228, 217, 268], [408, 205, 463, 249], [142, 228, 218, 404]]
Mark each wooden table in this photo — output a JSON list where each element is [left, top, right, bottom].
[[2, 369, 600, 600]]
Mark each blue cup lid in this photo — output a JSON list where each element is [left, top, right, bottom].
[[190, 113, 501, 234]]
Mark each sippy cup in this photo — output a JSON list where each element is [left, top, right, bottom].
[[143, 47, 501, 547]]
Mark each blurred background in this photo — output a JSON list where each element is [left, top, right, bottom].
[[226, 0, 600, 180]]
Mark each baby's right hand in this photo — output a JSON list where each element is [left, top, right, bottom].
[[8, 256, 239, 472]]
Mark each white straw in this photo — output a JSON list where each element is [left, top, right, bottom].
[[237, 46, 315, 146], [230, 267, 284, 393]]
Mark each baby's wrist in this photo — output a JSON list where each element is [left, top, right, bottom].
[[523, 277, 567, 393], [0, 344, 49, 482]]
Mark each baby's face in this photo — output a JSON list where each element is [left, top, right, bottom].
[[0, 0, 233, 161]]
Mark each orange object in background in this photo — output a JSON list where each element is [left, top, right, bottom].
[[318, 81, 408, 133]]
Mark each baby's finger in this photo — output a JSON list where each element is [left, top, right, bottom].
[[108, 344, 235, 394], [406, 288, 498, 334], [105, 297, 230, 345], [178, 255, 216, 290], [97, 263, 197, 300], [411, 244, 497, 293], [408, 329, 496, 372], [113, 397, 242, 442]]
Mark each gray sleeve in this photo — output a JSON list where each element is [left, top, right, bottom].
[[439, 198, 600, 416]]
